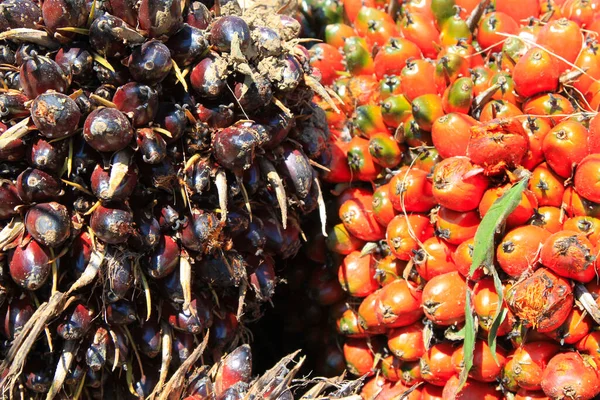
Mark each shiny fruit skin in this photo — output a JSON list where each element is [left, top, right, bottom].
[[372, 183, 398, 226], [375, 278, 423, 328], [542, 120, 589, 179], [422, 271, 467, 326], [387, 321, 426, 361], [432, 156, 489, 212], [386, 214, 434, 260], [473, 277, 513, 336], [347, 136, 382, 181], [529, 163, 565, 207], [326, 223, 364, 255], [401, 59, 437, 101], [337, 251, 379, 298], [343, 337, 378, 376], [536, 18, 583, 73], [411, 94, 445, 132], [574, 153, 600, 203], [506, 341, 560, 391], [541, 352, 600, 400], [368, 133, 402, 168], [479, 185, 538, 230], [420, 342, 456, 386], [431, 113, 478, 159], [442, 375, 502, 399], [413, 236, 457, 281], [545, 307, 592, 345], [513, 48, 560, 98], [373, 37, 422, 80], [435, 207, 480, 246], [540, 230, 596, 282], [9, 239, 51, 291], [497, 225, 552, 277], [388, 167, 436, 213], [452, 340, 507, 382], [339, 190, 386, 242]]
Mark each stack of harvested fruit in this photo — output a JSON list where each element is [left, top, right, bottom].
[[0, 0, 340, 397], [303, 0, 600, 398]]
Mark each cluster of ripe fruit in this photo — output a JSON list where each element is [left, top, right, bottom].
[[303, 0, 600, 398], [0, 0, 335, 397]]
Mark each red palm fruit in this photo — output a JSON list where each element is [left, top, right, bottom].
[[452, 340, 507, 382], [543, 120, 589, 179], [513, 48, 560, 98], [438, 13, 472, 47], [453, 237, 485, 280], [354, 104, 387, 138], [520, 115, 551, 170], [357, 289, 386, 334], [381, 355, 404, 382], [439, 40, 485, 68], [397, 361, 422, 387], [497, 225, 552, 277], [373, 37, 422, 80], [504, 341, 560, 391], [422, 271, 467, 326], [309, 264, 345, 306], [309, 43, 344, 86], [473, 277, 514, 336], [368, 133, 402, 168], [537, 18, 583, 73], [388, 166, 436, 213], [529, 163, 565, 207], [540, 230, 596, 282], [435, 207, 480, 245], [442, 375, 502, 399], [322, 140, 352, 183], [347, 136, 382, 181], [342, 37, 375, 77], [372, 184, 398, 226], [562, 186, 600, 219], [467, 118, 529, 176], [380, 94, 412, 127], [563, 216, 600, 243], [530, 206, 564, 233], [214, 345, 252, 395], [411, 94, 444, 132], [339, 190, 386, 241], [360, 376, 386, 399], [338, 251, 379, 298], [421, 384, 444, 399], [588, 113, 600, 153], [489, 71, 519, 105], [479, 99, 523, 122], [374, 255, 407, 286], [479, 185, 538, 230], [354, 7, 399, 49], [434, 53, 470, 94], [9, 239, 51, 291], [401, 59, 437, 101], [398, 11, 439, 58], [541, 352, 600, 400], [336, 307, 367, 338], [431, 113, 479, 158], [420, 342, 457, 386], [386, 214, 434, 260], [575, 153, 600, 204], [387, 321, 426, 361], [576, 331, 600, 365], [377, 381, 421, 400], [562, 0, 598, 27], [495, 0, 539, 23], [545, 307, 592, 344], [343, 337, 381, 376], [375, 278, 423, 328], [413, 236, 457, 281], [573, 39, 600, 95], [523, 93, 575, 125], [501, 36, 528, 71], [514, 389, 551, 400], [477, 12, 519, 53], [432, 156, 488, 212], [471, 66, 493, 96], [442, 76, 473, 114], [506, 268, 573, 333], [326, 223, 364, 255]]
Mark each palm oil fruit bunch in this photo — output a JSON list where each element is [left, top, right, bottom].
[[306, 0, 600, 398], [0, 0, 335, 397]]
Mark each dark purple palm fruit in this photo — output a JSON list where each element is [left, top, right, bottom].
[[214, 344, 252, 395], [190, 55, 228, 99], [90, 149, 138, 202], [0, 122, 25, 162], [0, 92, 29, 118], [279, 144, 313, 199], [89, 204, 133, 244], [9, 239, 51, 291], [106, 299, 137, 325], [86, 326, 111, 371], [249, 254, 276, 302], [83, 107, 134, 152], [129, 208, 161, 250], [159, 268, 184, 303], [0, 0, 41, 30], [89, 14, 143, 58], [180, 210, 221, 253], [105, 252, 134, 302], [16, 168, 61, 203], [212, 125, 261, 173], [72, 137, 100, 176], [172, 331, 194, 366], [145, 234, 179, 278], [186, 1, 211, 29], [25, 202, 71, 247], [261, 111, 295, 149], [30, 92, 81, 139], [164, 293, 213, 334], [127, 40, 173, 84], [113, 83, 159, 127], [138, 0, 183, 39], [70, 231, 92, 277], [233, 73, 273, 114], [210, 16, 251, 55], [0, 180, 22, 220], [56, 303, 94, 340], [187, 375, 215, 398], [197, 251, 245, 287], [195, 103, 235, 129], [165, 25, 209, 67], [261, 212, 301, 259], [233, 217, 266, 255], [136, 127, 167, 164], [252, 27, 282, 58], [278, 56, 303, 92], [137, 320, 161, 358], [23, 358, 52, 393], [2, 294, 34, 339], [183, 157, 211, 195], [28, 136, 69, 172], [0, 45, 15, 66], [94, 61, 132, 86], [54, 45, 94, 84], [105, 0, 138, 27], [154, 103, 187, 143], [19, 55, 70, 99], [41, 0, 88, 37]]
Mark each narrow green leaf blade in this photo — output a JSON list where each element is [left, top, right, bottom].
[[458, 289, 476, 389]]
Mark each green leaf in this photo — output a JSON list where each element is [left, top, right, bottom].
[[459, 175, 530, 390]]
